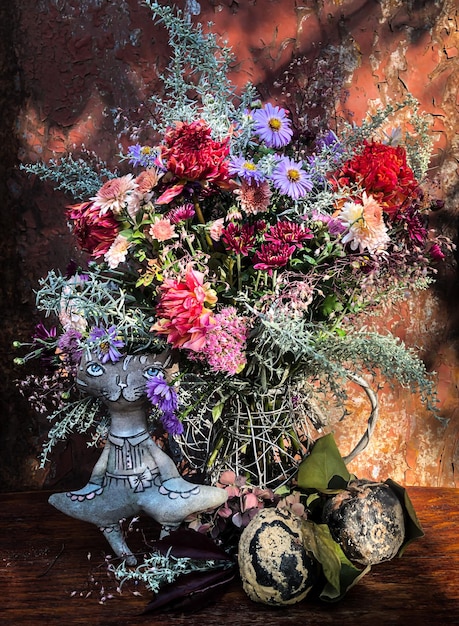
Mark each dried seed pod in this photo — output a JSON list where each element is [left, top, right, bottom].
[[322, 479, 405, 566], [238, 507, 317, 606]]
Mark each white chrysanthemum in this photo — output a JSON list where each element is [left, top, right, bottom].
[[104, 234, 131, 269], [338, 193, 390, 254]]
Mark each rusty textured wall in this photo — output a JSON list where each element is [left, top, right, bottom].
[[2, 0, 459, 491]]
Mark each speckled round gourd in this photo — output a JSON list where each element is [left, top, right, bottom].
[[238, 507, 316, 606], [322, 479, 405, 566]]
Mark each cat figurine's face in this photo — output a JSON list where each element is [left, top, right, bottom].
[[76, 351, 170, 408]]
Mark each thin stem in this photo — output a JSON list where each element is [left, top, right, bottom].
[[236, 254, 242, 293], [193, 197, 213, 248]]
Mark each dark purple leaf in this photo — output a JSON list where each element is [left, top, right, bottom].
[[142, 565, 237, 614], [153, 528, 233, 562]]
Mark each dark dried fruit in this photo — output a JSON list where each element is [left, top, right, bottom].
[[322, 479, 405, 566], [238, 508, 317, 606]]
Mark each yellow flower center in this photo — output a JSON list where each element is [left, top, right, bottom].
[[141, 146, 153, 155], [287, 168, 300, 182], [268, 118, 282, 131], [243, 161, 257, 171]]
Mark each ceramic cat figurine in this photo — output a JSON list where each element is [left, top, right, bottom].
[[48, 351, 227, 565]]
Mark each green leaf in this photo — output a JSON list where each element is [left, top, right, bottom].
[[119, 228, 135, 239], [301, 521, 369, 602], [384, 478, 424, 556], [211, 402, 225, 422], [321, 294, 343, 317], [297, 433, 351, 492]]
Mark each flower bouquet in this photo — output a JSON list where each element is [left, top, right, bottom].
[[17, 0, 451, 611]]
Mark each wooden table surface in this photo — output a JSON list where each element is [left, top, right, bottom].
[[1, 487, 459, 625]]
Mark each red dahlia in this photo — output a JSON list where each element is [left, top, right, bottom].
[[67, 201, 120, 257], [332, 141, 420, 217], [157, 119, 231, 203]]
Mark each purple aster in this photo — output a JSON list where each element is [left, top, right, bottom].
[[316, 129, 342, 151], [33, 323, 57, 342], [145, 375, 182, 436], [271, 157, 313, 200], [229, 156, 265, 183], [160, 412, 184, 436], [88, 325, 124, 363], [251, 103, 293, 149], [127, 144, 159, 168]]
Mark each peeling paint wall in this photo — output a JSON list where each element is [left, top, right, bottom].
[[3, 0, 459, 490]]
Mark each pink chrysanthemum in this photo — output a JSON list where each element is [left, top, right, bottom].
[[265, 221, 314, 247], [221, 222, 259, 256], [151, 266, 218, 351], [337, 193, 390, 254], [135, 168, 163, 195], [92, 175, 138, 216], [149, 217, 177, 242], [201, 306, 248, 375], [166, 203, 196, 224], [234, 179, 272, 215]]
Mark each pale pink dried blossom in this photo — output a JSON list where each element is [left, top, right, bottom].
[[234, 179, 272, 215], [59, 279, 88, 333], [104, 234, 131, 269], [209, 217, 225, 242], [92, 174, 138, 216]]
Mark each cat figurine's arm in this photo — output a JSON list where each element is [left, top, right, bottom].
[[143, 438, 181, 480], [66, 441, 111, 501]]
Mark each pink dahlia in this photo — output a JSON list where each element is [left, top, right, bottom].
[[151, 266, 218, 351], [104, 234, 131, 269], [135, 168, 163, 196], [337, 193, 390, 254], [67, 201, 120, 258]]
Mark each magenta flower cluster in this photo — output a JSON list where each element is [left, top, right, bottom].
[[200, 307, 248, 375]]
